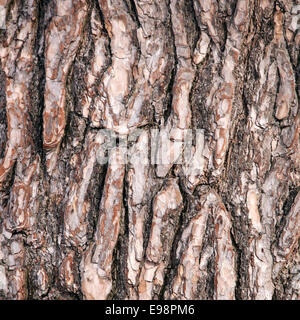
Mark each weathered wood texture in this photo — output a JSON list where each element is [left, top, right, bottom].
[[0, 0, 299, 300]]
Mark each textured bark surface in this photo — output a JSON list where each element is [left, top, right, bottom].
[[0, 0, 299, 300]]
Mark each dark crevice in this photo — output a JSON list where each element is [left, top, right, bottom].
[[164, 66, 175, 123], [230, 0, 238, 25], [0, 65, 7, 161], [282, 186, 299, 217], [141, 177, 166, 263], [275, 186, 300, 241], [221, 19, 228, 53], [185, 0, 200, 53], [241, 84, 249, 120], [33, 0, 48, 173], [11, 229, 27, 237], [142, 188, 156, 257], [89, 163, 108, 241], [163, 1, 178, 126], [188, 1, 203, 132], [205, 250, 216, 299], [295, 44, 300, 102], [110, 169, 128, 299], [122, 168, 129, 236], [272, 67, 282, 124], [127, 0, 141, 28], [230, 229, 243, 300]]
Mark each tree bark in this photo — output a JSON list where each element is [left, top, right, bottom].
[[0, 0, 299, 300]]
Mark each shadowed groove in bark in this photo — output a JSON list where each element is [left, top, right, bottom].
[[32, 0, 48, 171], [110, 164, 129, 300], [162, 0, 177, 126], [127, 0, 141, 28], [0, 66, 7, 161], [276, 186, 300, 236]]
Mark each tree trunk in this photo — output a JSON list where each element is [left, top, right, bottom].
[[0, 0, 299, 300]]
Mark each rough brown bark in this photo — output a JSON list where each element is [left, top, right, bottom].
[[0, 0, 299, 300]]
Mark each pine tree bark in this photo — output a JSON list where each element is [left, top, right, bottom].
[[0, 0, 299, 300]]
